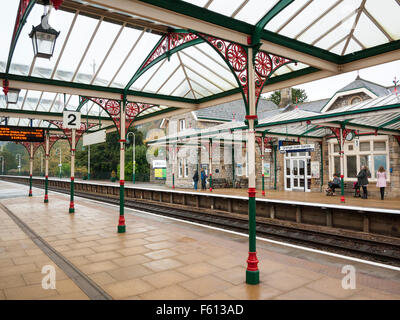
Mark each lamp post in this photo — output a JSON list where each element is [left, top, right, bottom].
[[0, 156, 4, 175], [127, 132, 136, 184], [16, 153, 21, 176], [55, 148, 62, 178]]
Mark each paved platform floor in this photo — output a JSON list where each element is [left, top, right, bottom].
[[0, 180, 399, 300]]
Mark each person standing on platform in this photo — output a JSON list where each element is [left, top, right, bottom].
[[200, 168, 207, 190], [193, 170, 199, 190], [376, 166, 387, 200], [357, 166, 369, 199]]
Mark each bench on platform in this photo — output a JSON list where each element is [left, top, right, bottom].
[[210, 178, 230, 188], [234, 177, 248, 189]]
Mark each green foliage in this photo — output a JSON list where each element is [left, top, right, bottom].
[[0, 148, 17, 172], [3, 142, 28, 171], [118, 145, 150, 181], [75, 128, 148, 180], [267, 88, 308, 106]]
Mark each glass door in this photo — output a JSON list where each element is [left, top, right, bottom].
[[284, 154, 311, 192]]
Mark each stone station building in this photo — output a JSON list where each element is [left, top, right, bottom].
[[149, 77, 400, 198]]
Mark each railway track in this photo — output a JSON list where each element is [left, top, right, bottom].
[[35, 183, 400, 268]]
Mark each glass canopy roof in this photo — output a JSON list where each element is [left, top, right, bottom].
[[0, 0, 399, 131], [183, 0, 400, 55]]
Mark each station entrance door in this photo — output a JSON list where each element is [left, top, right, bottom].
[[284, 152, 311, 192]]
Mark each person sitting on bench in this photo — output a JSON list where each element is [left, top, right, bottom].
[[328, 174, 341, 195]]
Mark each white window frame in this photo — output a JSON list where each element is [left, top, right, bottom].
[[178, 158, 183, 178], [328, 135, 390, 182], [184, 158, 189, 178], [179, 119, 186, 132]]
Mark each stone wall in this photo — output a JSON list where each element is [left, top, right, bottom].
[[388, 136, 400, 198], [329, 92, 371, 111]]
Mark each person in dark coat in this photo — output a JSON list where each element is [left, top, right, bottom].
[[328, 174, 341, 195], [357, 166, 370, 199], [200, 169, 207, 190], [193, 170, 199, 190]]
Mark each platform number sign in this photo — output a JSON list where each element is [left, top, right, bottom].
[[63, 111, 81, 129]]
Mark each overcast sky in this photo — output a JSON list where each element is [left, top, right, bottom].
[[288, 60, 400, 101]]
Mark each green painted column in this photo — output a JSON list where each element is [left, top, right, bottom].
[[245, 47, 259, 285], [261, 135, 265, 196], [231, 132, 235, 187], [29, 143, 33, 197], [209, 138, 213, 191], [320, 142, 323, 192], [69, 129, 76, 214], [340, 127, 345, 203], [118, 101, 126, 233], [44, 133, 49, 203], [274, 145, 277, 190]]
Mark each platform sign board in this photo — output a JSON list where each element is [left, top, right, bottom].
[[278, 140, 299, 148], [152, 160, 166, 169], [154, 168, 167, 179], [83, 129, 106, 146], [153, 160, 167, 180], [264, 162, 271, 177], [63, 111, 81, 129], [0, 126, 44, 142], [280, 143, 315, 153]]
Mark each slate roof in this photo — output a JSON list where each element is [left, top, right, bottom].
[[282, 98, 329, 114], [336, 76, 391, 97], [194, 98, 278, 122]]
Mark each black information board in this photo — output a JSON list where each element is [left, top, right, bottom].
[[0, 125, 45, 142]]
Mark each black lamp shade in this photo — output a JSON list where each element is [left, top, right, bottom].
[[6, 88, 20, 104], [29, 15, 60, 59]]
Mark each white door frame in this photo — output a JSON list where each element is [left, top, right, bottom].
[[284, 152, 311, 192]]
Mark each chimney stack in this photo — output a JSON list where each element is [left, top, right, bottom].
[[279, 88, 292, 108]]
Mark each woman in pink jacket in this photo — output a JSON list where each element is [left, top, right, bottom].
[[376, 166, 387, 200]]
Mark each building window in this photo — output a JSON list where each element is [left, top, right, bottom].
[[360, 142, 370, 151], [350, 96, 362, 105], [178, 158, 183, 177], [374, 154, 387, 172], [346, 156, 357, 178], [184, 158, 189, 177], [179, 119, 186, 132], [329, 136, 389, 181]]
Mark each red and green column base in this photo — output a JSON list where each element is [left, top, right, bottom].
[[261, 174, 265, 196], [118, 180, 126, 233], [209, 173, 213, 192], [172, 173, 175, 189], [340, 175, 345, 203], [29, 174, 33, 197], [44, 176, 49, 203], [69, 177, 75, 214], [246, 187, 259, 285]]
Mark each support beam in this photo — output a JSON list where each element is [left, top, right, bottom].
[[118, 101, 126, 233], [0, 74, 197, 109], [29, 143, 33, 197], [44, 133, 49, 203], [246, 47, 259, 285], [69, 129, 76, 213]]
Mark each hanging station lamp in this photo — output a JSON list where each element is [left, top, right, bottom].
[[29, 2, 60, 59], [2, 80, 20, 105]]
